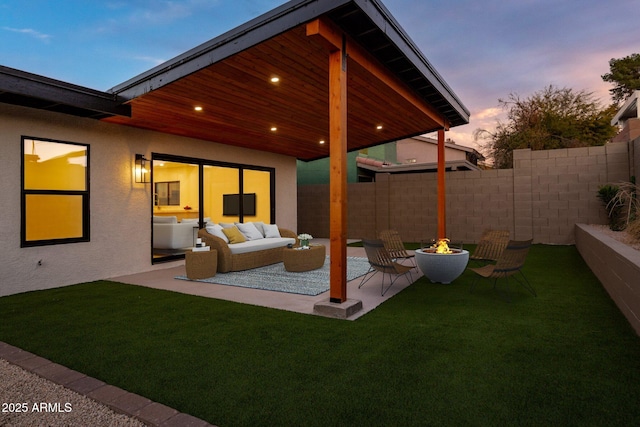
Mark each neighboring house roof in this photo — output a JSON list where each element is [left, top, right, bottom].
[[356, 135, 485, 173], [0, 0, 469, 161], [611, 90, 639, 127], [356, 157, 481, 173]]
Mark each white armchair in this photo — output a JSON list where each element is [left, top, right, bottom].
[[153, 216, 196, 249]]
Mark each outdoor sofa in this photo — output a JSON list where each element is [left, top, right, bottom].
[[198, 222, 297, 272]]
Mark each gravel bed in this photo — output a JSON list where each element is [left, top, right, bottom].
[[0, 358, 146, 427], [588, 224, 640, 251]]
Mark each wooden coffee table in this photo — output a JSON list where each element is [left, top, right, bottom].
[[283, 244, 326, 272]]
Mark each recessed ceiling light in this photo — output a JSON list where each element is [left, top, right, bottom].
[[194, 106, 203, 112], [319, 140, 325, 144], [270, 76, 280, 83], [270, 127, 277, 132], [376, 125, 383, 130]]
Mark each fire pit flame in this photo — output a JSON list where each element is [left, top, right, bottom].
[[433, 238, 453, 254]]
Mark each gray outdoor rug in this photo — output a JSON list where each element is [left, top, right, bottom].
[[176, 256, 370, 296]]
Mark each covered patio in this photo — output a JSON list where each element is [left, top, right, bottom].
[[102, 0, 469, 305]]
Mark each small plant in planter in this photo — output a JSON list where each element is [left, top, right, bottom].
[[609, 179, 638, 228], [598, 184, 623, 230]]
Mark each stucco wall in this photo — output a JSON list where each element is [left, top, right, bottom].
[[0, 104, 297, 296], [396, 138, 467, 163], [298, 143, 630, 244]]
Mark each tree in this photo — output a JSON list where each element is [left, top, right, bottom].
[[474, 86, 618, 168], [602, 53, 640, 104]]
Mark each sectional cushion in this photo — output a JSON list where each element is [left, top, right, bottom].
[[236, 222, 264, 240], [153, 215, 177, 224], [263, 224, 281, 238], [205, 223, 230, 243], [252, 221, 266, 236], [227, 237, 296, 255]]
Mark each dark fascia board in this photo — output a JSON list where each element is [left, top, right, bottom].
[[108, 0, 469, 128], [0, 65, 131, 118]]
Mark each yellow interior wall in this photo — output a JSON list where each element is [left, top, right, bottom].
[[24, 156, 86, 191], [204, 166, 239, 223], [243, 169, 271, 223], [25, 194, 83, 241]]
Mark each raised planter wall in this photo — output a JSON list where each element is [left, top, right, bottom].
[[575, 224, 640, 335]]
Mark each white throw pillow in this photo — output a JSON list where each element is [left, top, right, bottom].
[[252, 221, 266, 237], [236, 222, 264, 240], [205, 223, 229, 243], [263, 224, 281, 238], [181, 218, 198, 223], [219, 222, 235, 229]]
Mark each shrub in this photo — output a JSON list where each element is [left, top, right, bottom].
[[609, 180, 639, 229], [597, 184, 623, 230], [627, 218, 640, 242]]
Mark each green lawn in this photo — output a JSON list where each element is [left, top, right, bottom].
[[1, 245, 640, 426]]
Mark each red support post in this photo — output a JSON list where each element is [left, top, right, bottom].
[[437, 129, 446, 241]]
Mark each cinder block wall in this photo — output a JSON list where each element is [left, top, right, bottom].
[[297, 142, 630, 244]]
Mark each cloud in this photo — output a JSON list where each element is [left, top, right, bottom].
[[132, 55, 167, 66], [2, 27, 52, 43], [473, 107, 502, 121]]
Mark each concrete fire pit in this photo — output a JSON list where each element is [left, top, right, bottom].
[[415, 249, 469, 284]]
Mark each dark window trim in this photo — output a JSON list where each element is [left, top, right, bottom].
[[20, 136, 90, 247]]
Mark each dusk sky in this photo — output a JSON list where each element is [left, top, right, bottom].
[[1, 0, 638, 149]]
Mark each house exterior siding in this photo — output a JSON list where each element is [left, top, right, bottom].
[[0, 103, 297, 297]]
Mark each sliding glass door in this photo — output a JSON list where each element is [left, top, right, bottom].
[[152, 154, 275, 263], [152, 158, 200, 261], [202, 165, 274, 225]]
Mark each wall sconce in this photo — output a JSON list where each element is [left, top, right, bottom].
[[135, 154, 149, 183]]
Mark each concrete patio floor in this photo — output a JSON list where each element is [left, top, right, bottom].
[[111, 239, 422, 320]]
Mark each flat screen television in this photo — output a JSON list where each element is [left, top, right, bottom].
[[223, 193, 256, 216]]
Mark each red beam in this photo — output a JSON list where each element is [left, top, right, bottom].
[[328, 45, 348, 303]]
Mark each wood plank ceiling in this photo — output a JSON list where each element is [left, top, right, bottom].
[[102, 24, 444, 161]]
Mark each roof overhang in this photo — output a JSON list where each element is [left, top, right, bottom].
[[103, 0, 469, 161], [0, 65, 130, 119]]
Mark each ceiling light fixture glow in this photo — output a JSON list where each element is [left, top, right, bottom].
[[270, 76, 280, 83], [376, 125, 383, 130], [270, 127, 277, 132], [194, 106, 203, 112]]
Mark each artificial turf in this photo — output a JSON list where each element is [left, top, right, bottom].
[[1, 245, 639, 426]]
